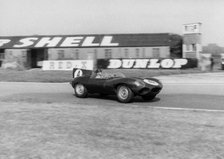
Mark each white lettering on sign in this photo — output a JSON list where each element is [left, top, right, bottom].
[[122, 59, 135, 68], [148, 59, 160, 68], [35, 37, 62, 47], [106, 59, 190, 69], [13, 37, 38, 48], [133, 59, 149, 68], [82, 36, 100, 47], [173, 59, 188, 68], [160, 59, 174, 68], [60, 37, 83, 47], [42, 60, 94, 70], [101, 36, 119, 46], [107, 59, 122, 68], [66, 61, 72, 69], [0, 35, 120, 48], [0, 39, 11, 47]]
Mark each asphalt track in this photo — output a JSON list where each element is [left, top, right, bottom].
[[0, 72, 224, 110]]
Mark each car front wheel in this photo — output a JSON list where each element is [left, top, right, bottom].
[[74, 83, 88, 98], [117, 85, 134, 103]]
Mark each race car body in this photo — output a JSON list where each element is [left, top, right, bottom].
[[70, 68, 163, 103]]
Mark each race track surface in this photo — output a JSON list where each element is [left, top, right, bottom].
[[1, 72, 224, 110]]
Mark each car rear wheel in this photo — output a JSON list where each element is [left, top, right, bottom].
[[117, 85, 134, 103], [141, 94, 156, 101], [74, 83, 88, 98]]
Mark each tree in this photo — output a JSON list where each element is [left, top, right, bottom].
[[202, 43, 224, 58], [169, 34, 183, 58]]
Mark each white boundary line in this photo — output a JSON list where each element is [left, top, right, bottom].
[[154, 106, 224, 113], [163, 83, 224, 85], [128, 104, 224, 113]]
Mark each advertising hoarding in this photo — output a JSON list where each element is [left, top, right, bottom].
[[42, 60, 94, 71], [0, 34, 170, 49], [97, 58, 198, 69]]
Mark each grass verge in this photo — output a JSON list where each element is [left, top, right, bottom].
[[0, 102, 223, 159], [0, 68, 217, 82]]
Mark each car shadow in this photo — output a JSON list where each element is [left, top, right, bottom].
[[134, 96, 160, 103], [74, 93, 161, 103]]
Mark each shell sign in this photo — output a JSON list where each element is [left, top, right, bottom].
[[0, 36, 119, 49]]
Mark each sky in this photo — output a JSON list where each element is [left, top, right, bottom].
[[0, 0, 224, 46]]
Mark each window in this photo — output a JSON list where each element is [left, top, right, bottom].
[[135, 48, 140, 58], [194, 25, 197, 29], [192, 44, 196, 51], [186, 44, 196, 52], [186, 45, 191, 51], [58, 50, 65, 60], [105, 49, 112, 59], [72, 49, 80, 59], [124, 48, 129, 58], [74, 49, 79, 59], [152, 48, 160, 58], [142, 48, 146, 58]]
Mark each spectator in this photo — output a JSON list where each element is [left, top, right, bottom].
[[210, 56, 214, 71]]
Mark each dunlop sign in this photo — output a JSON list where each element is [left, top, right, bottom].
[[97, 58, 198, 69]]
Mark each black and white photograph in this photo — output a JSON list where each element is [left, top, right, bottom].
[[0, 0, 224, 158]]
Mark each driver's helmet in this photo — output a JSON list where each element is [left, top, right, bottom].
[[95, 69, 102, 73]]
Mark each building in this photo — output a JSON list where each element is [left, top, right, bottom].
[[0, 33, 182, 69], [182, 22, 202, 59]]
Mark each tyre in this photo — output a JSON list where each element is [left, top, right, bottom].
[[74, 83, 88, 98], [141, 94, 156, 101], [116, 85, 134, 103]]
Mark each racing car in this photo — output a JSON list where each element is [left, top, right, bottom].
[[70, 68, 163, 103]]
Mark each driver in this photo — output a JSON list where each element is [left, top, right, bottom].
[[91, 68, 115, 79], [95, 69, 103, 78], [91, 68, 125, 79], [91, 68, 103, 78]]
